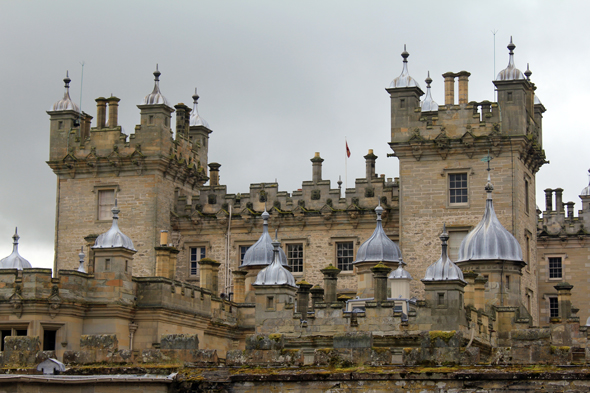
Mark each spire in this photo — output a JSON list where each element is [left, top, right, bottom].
[[524, 63, 532, 81], [51, 71, 80, 112], [93, 200, 136, 251], [389, 45, 421, 89], [189, 87, 210, 128], [241, 208, 288, 267], [496, 37, 525, 81], [421, 71, 439, 112], [0, 227, 32, 270], [423, 224, 465, 282], [482, 152, 494, 198], [354, 202, 402, 264], [142, 64, 170, 106]]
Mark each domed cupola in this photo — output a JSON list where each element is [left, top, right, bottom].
[[388, 257, 412, 280], [580, 169, 590, 197], [189, 88, 210, 128], [420, 72, 438, 112], [424, 225, 465, 282], [354, 204, 402, 264], [457, 173, 523, 262], [93, 201, 136, 251], [51, 71, 80, 112], [142, 65, 170, 106], [0, 228, 32, 270], [389, 45, 421, 89], [496, 37, 525, 81], [253, 236, 296, 287], [241, 209, 288, 267]]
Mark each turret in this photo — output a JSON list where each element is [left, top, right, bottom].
[[188, 88, 212, 170]]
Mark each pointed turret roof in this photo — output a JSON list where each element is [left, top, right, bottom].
[[496, 37, 525, 81], [52, 71, 80, 112], [189, 88, 210, 128], [420, 71, 438, 112], [389, 45, 421, 89], [93, 201, 136, 251], [354, 203, 402, 264], [423, 224, 465, 282], [253, 236, 296, 287], [142, 65, 170, 106], [0, 228, 32, 270], [241, 209, 288, 267]]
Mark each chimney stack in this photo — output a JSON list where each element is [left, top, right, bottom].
[[443, 72, 455, 106], [457, 71, 471, 104], [96, 97, 107, 129], [364, 149, 378, 180], [208, 162, 221, 186], [311, 152, 324, 183], [107, 96, 120, 128]]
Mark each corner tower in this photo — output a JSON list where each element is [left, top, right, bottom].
[[389, 40, 546, 324]]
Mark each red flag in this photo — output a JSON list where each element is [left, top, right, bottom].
[[346, 141, 351, 158]]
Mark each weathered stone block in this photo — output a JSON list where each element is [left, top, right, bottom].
[[3, 336, 41, 366], [161, 334, 199, 350], [460, 347, 480, 365], [245, 334, 284, 350], [80, 334, 118, 351], [333, 331, 372, 349]]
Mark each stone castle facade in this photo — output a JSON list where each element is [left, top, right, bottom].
[[1, 40, 590, 390]]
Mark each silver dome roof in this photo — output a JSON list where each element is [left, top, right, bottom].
[[240, 210, 288, 267], [457, 175, 523, 262], [421, 72, 438, 112], [423, 225, 465, 282], [388, 258, 412, 280], [189, 88, 210, 128], [534, 95, 542, 106], [52, 72, 80, 112], [581, 170, 590, 196], [496, 37, 525, 81], [354, 204, 401, 264], [93, 201, 136, 251], [0, 228, 32, 270], [253, 238, 297, 287], [389, 45, 421, 89], [142, 65, 170, 106]]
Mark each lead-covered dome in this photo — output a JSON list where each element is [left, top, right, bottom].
[[253, 238, 296, 287], [389, 45, 421, 89], [189, 88, 210, 128], [93, 201, 136, 251], [142, 65, 170, 106], [421, 72, 438, 112], [457, 177, 523, 262], [424, 225, 465, 282], [354, 204, 401, 264], [0, 228, 32, 270], [388, 258, 412, 280], [496, 37, 525, 81], [51, 72, 80, 112], [241, 210, 288, 267]]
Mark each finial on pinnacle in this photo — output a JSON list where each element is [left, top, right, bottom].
[[79, 246, 85, 261], [524, 63, 532, 80], [111, 199, 120, 218], [425, 71, 432, 87], [192, 87, 199, 103], [440, 223, 449, 243], [481, 152, 494, 193], [401, 44, 409, 62], [375, 200, 384, 220], [153, 64, 161, 81], [508, 36, 515, 53], [12, 227, 19, 244], [64, 71, 71, 87]]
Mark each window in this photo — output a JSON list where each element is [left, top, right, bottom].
[[336, 241, 354, 271], [507, 91, 513, 102], [483, 275, 489, 288], [400, 98, 405, 109], [437, 293, 445, 306], [287, 243, 304, 273], [449, 173, 468, 205], [524, 179, 530, 214], [448, 229, 469, 260], [149, 115, 154, 125], [239, 245, 251, 266], [266, 296, 274, 310], [549, 257, 562, 279], [43, 330, 57, 351], [549, 297, 559, 318], [105, 258, 111, 271], [190, 246, 206, 277], [97, 189, 115, 220], [505, 275, 510, 290], [58, 121, 64, 130]]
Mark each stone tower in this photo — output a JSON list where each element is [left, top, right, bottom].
[[388, 40, 546, 324], [47, 68, 210, 276]]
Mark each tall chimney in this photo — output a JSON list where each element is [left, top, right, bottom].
[[555, 188, 564, 213], [364, 149, 377, 180], [96, 97, 107, 129], [443, 72, 455, 106], [208, 162, 221, 186], [544, 188, 553, 212], [311, 152, 324, 183], [457, 71, 471, 104], [107, 96, 120, 128]]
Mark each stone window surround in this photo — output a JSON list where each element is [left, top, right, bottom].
[[92, 184, 120, 222], [524, 230, 532, 272], [523, 173, 532, 216], [41, 322, 66, 351], [544, 253, 566, 281], [185, 241, 210, 281], [443, 167, 474, 209], [329, 236, 360, 274]]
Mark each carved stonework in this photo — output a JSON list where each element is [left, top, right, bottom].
[[10, 285, 23, 319], [311, 190, 321, 200], [48, 285, 62, 319]]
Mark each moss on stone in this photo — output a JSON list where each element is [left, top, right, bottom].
[[429, 330, 456, 343]]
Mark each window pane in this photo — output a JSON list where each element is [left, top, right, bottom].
[[287, 244, 304, 273], [98, 190, 115, 220], [449, 173, 468, 204], [336, 242, 354, 271], [189, 246, 206, 276], [549, 297, 559, 318], [240, 245, 251, 265], [549, 257, 562, 279]]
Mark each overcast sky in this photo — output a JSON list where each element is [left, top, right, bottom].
[[1, 1, 588, 270]]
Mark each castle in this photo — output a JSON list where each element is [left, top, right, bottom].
[[1, 39, 590, 390]]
